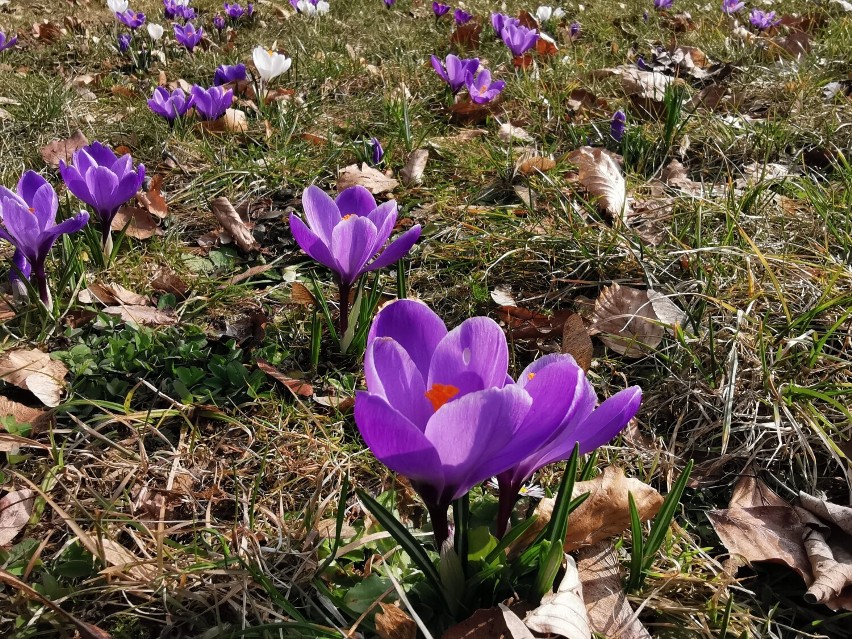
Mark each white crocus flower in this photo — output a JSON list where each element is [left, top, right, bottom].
[[316, 1, 330, 14], [107, 0, 129, 12], [253, 46, 292, 82], [536, 5, 565, 22], [297, 0, 317, 15], [147, 23, 164, 40]]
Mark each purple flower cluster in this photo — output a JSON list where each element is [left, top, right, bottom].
[[223, 2, 254, 21], [431, 54, 505, 104], [355, 300, 641, 543], [188, 85, 234, 121], [492, 13, 538, 57], [213, 63, 247, 86], [749, 8, 779, 30], [164, 0, 196, 21], [147, 86, 190, 123], [653, 0, 673, 9], [431, 2, 450, 18]]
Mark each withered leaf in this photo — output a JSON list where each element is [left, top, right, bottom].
[[400, 149, 429, 187], [102, 305, 177, 326], [40, 129, 88, 168], [211, 197, 260, 253], [523, 556, 591, 638], [567, 147, 629, 219], [449, 99, 497, 126], [588, 284, 664, 357], [135, 175, 168, 219], [0, 349, 67, 407], [79, 282, 147, 306], [151, 268, 189, 297], [562, 313, 593, 372], [0, 489, 34, 546], [291, 282, 318, 306], [111, 206, 162, 240], [337, 163, 399, 195], [375, 602, 417, 639], [450, 22, 482, 49], [256, 359, 313, 397]]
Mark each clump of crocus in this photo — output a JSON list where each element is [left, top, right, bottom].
[[354, 300, 641, 546], [148, 86, 189, 124], [213, 14, 226, 31], [189, 85, 233, 121], [653, 0, 673, 9], [0, 32, 17, 52], [295, 0, 329, 16], [500, 22, 538, 58], [749, 8, 779, 30], [289, 185, 421, 336], [721, 0, 744, 14], [432, 1, 450, 19], [0, 172, 89, 306], [173, 22, 203, 51], [116, 9, 146, 30], [610, 109, 626, 142], [224, 2, 245, 20], [466, 69, 505, 104], [214, 63, 247, 86], [431, 54, 480, 94], [59, 142, 145, 253], [164, 0, 195, 21], [454, 8, 472, 25]]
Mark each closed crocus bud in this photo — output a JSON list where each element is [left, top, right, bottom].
[[370, 137, 384, 165], [252, 46, 292, 82], [147, 23, 164, 39], [213, 14, 226, 30], [117, 33, 131, 52], [610, 110, 626, 142], [108, 0, 129, 13]]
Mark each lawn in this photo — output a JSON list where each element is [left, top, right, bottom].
[[0, 0, 851, 637]]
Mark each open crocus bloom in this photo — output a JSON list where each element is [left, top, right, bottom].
[[430, 54, 480, 94], [0, 172, 89, 305], [252, 46, 292, 82], [148, 86, 189, 122], [500, 22, 538, 57], [355, 299, 641, 544], [189, 85, 233, 121], [173, 22, 203, 51], [289, 185, 421, 286], [466, 69, 505, 104]]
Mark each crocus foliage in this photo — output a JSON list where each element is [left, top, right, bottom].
[[0, 172, 88, 305], [355, 299, 641, 544]]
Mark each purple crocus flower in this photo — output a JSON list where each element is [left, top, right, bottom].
[[494, 353, 641, 536], [384, 0, 394, 7], [466, 69, 505, 104], [117, 33, 132, 53], [173, 22, 203, 51], [432, 2, 450, 18], [500, 22, 538, 57], [721, 0, 744, 14], [569, 21, 581, 39], [0, 172, 89, 305], [491, 12, 519, 36], [289, 185, 421, 288], [224, 2, 245, 19], [8, 249, 31, 302], [116, 9, 146, 30], [189, 85, 233, 121], [749, 8, 779, 30], [247, 3, 255, 16], [454, 8, 473, 25], [147, 86, 189, 123], [0, 32, 18, 52], [653, 0, 673, 9], [213, 14, 226, 30], [371, 138, 384, 165], [430, 54, 480, 94], [610, 110, 626, 142], [59, 142, 145, 248], [178, 6, 197, 21], [354, 299, 640, 546], [214, 63, 247, 85], [163, 0, 179, 19]]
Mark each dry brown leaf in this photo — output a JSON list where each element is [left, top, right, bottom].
[[567, 147, 629, 219], [562, 313, 593, 372], [496, 306, 575, 340], [79, 282, 147, 306], [375, 602, 417, 639], [291, 282, 318, 307], [40, 129, 88, 168], [102, 305, 177, 326], [0, 397, 50, 431], [256, 359, 313, 396], [798, 511, 852, 606], [798, 492, 852, 536], [98, 538, 155, 581], [450, 22, 482, 49], [211, 197, 260, 253], [32, 21, 63, 43], [337, 163, 399, 195], [577, 542, 651, 639], [588, 284, 664, 357], [729, 469, 788, 509], [135, 175, 168, 219], [0, 349, 67, 407], [151, 268, 188, 297], [223, 108, 248, 132], [0, 296, 14, 321], [523, 555, 591, 638], [498, 123, 534, 143], [0, 433, 49, 453], [111, 206, 162, 240], [400, 149, 429, 187], [449, 100, 497, 126], [517, 155, 556, 176], [441, 605, 533, 639], [0, 489, 34, 546]]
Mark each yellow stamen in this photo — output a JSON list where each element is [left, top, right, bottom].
[[27, 207, 35, 215], [342, 214, 354, 220], [527, 372, 535, 381], [425, 383, 460, 412]]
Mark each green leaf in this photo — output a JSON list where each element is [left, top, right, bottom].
[[468, 526, 497, 562], [343, 574, 393, 614]]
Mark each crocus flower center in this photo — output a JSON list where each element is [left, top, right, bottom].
[[425, 383, 460, 411], [527, 372, 535, 381], [342, 214, 355, 220], [28, 207, 35, 214]]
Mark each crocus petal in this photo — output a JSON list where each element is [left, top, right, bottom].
[[424, 385, 532, 501], [367, 299, 448, 380], [355, 392, 444, 493], [84, 166, 120, 216], [428, 316, 509, 397], [330, 215, 378, 285], [16, 171, 48, 208], [365, 336, 432, 429], [37, 212, 89, 258], [364, 224, 421, 272], [430, 55, 449, 83], [569, 386, 642, 454], [30, 182, 59, 230], [301, 185, 341, 245], [335, 185, 377, 218], [288, 212, 337, 269]]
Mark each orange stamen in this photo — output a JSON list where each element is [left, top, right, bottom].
[[28, 207, 35, 214], [425, 383, 460, 412], [527, 372, 536, 381], [342, 214, 354, 220]]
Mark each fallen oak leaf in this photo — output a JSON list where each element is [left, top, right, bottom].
[[588, 283, 665, 357]]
